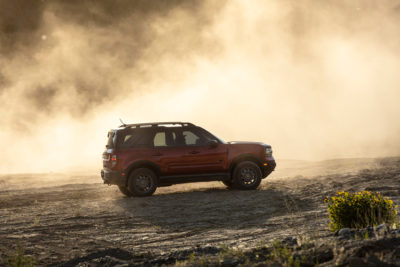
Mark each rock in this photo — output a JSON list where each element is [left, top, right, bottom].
[[338, 228, 351, 236], [376, 223, 388, 231], [392, 229, 400, 235], [221, 257, 239, 267], [338, 228, 353, 240], [376, 223, 389, 236]]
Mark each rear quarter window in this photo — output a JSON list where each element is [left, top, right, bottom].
[[116, 128, 154, 148]]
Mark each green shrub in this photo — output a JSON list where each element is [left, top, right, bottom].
[[325, 191, 398, 231]]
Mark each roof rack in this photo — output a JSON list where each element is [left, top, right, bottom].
[[119, 122, 195, 128]]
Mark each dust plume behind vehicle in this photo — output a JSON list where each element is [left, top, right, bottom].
[[0, 0, 400, 174]]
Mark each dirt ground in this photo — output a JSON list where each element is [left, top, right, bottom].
[[0, 157, 399, 266]]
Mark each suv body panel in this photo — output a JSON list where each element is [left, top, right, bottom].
[[101, 122, 276, 189], [156, 144, 228, 175]]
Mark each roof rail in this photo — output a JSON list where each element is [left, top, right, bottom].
[[118, 122, 195, 128]]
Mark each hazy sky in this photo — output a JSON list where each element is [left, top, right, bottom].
[[1, 0, 400, 173]]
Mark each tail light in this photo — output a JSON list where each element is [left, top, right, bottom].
[[111, 154, 117, 167], [265, 147, 273, 157]]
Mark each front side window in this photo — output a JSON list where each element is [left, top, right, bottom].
[[183, 130, 200, 145], [175, 127, 212, 146]]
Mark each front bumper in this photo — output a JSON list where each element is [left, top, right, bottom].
[[101, 169, 126, 186], [262, 160, 276, 178]]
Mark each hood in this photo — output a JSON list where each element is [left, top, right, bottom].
[[228, 141, 270, 147]]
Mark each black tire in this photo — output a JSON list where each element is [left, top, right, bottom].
[[233, 161, 262, 190], [222, 180, 236, 190], [118, 185, 134, 197], [128, 168, 158, 197]]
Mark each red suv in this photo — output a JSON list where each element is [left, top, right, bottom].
[[101, 122, 276, 197]]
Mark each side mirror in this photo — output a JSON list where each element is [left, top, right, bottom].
[[208, 140, 218, 148]]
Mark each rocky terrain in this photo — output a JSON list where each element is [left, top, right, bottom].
[[0, 157, 399, 266]]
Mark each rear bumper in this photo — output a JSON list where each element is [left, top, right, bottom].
[[101, 169, 126, 186], [262, 160, 276, 178]]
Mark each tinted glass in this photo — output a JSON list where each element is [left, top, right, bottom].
[[117, 128, 154, 148], [181, 128, 211, 146], [197, 128, 221, 143], [183, 131, 200, 145], [153, 129, 178, 147], [153, 132, 167, 147], [106, 131, 115, 148]]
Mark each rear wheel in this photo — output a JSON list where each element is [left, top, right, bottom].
[[128, 168, 158, 197], [118, 185, 134, 197], [233, 161, 262, 190]]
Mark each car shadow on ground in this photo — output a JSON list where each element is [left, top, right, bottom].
[[113, 185, 314, 232]]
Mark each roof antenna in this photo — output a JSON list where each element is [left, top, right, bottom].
[[119, 118, 126, 127]]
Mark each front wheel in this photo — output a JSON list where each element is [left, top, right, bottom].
[[128, 168, 158, 197], [233, 161, 262, 190]]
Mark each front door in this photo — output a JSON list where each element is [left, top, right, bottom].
[[158, 127, 228, 175]]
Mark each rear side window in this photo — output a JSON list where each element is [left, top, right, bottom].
[[153, 132, 167, 147], [153, 130, 176, 147], [117, 128, 154, 148]]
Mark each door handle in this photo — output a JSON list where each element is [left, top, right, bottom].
[[189, 151, 200, 154]]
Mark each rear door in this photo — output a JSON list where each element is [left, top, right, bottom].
[[116, 128, 159, 170]]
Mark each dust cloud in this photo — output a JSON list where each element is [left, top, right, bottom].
[[1, 0, 400, 173]]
